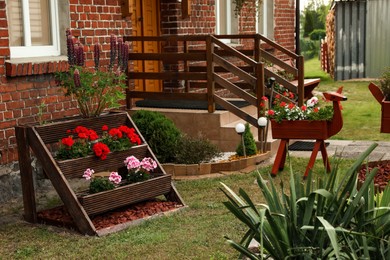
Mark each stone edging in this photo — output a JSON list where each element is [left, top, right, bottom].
[[162, 152, 270, 179]]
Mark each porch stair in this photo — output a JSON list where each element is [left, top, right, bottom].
[[128, 101, 278, 153]]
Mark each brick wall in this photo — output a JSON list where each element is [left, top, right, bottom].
[[0, 0, 132, 165], [274, 0, 296, 59]]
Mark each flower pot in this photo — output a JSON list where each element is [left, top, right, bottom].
[[79, 174, 172, 215], [271, 119, 331, 140]]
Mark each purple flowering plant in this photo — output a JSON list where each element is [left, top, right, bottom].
[[124, 156, 158, 184], [55, 29, 128, 118]]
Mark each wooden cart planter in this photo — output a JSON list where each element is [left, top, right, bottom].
[[270, 90, 347, 178], [15, 111, 185, 236], [369, 82, 390, 133]]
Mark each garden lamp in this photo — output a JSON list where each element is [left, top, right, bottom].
[[235, 123, 246, 157], [257, 117, 268, 153]]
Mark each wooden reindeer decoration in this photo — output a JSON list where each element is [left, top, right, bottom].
[[271, 87, 347, 178]]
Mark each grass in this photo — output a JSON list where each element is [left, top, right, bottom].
[[304, 58, 390, 141], [0, 58, 387, 259], [0, 157, 354, 259]]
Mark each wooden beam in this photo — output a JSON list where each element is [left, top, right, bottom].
[[27, 127, 96, 235], [182, 0, 191, 19], [15, 126, 37, 223]]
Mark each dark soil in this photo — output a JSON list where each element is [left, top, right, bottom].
[[37, 200, 182, 231], [358, 161, 390, 192]]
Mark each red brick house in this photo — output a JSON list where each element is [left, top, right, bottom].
[[0, 0, 296, 201]]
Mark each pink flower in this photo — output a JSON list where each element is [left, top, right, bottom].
[[108, 172, 122, 185], [261, 96, 268, 101], [83, 168, 94, 180], [140, 157, 158, 172], [124, 155, 140, 170]]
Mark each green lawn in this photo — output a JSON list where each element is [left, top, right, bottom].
[[0, 58, 388, 259], [304, 58, 390, 141], [0, 157, 355, 259]]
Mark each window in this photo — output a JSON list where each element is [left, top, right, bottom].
[[7, 0, 60, 58], [256, 0, 274, 39], [215, 0, 238, 43]]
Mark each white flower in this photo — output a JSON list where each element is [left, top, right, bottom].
[[306, 96, 319, 107]]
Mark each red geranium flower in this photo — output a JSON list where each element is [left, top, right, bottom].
[[88, 129, 99, 141], [78, 132, 88, 139], [92, 142, 110, 160], [61, 136, 74, 147], [267, 110, 275, 116], [102, 125, 109, 131], [109, 128, 123, 139], [288, 103, 295, 109], [74, 126, 89, 134]]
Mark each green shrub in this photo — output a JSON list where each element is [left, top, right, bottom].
[[89, 178, 115, 194], [300, 38, 320, 60], [235, 123, 257, 156], [175, 133, 221, 164], [309, 29, 326, 41], [132, 110, 181, 163], [222, 143, 390, 259], [380, 67, 390, 100]]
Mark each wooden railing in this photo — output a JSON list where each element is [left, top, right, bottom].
[[123, 34, 305, 132]]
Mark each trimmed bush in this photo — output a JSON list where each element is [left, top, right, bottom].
[[235, 123, 257, 156], [132, 110, 181, 163], [175, 133, 221, 164]]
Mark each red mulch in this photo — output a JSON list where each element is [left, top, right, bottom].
[[37, 200, 182, 231], [358, 161, 390, 192]]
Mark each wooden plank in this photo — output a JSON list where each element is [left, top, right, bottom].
[[214, 74, 257, 106], [188, 49, 254, 57], [126, 90, 207, 101], [256, 34, 299, 59], [260, 50, 298, 76], [80, 175, 172, 215], [27, 127, 96, 235], [211, 36, 257, 66], [207, 37, 215, 113], [15, 126, 37, 223], [128, 52, 206, 62], [264, 68, 297, 92], [127, 72, 207, 80], [188, 66, 254, 73], [57, 145, 151, 179], [35, 112, 128, 144], [213, 95, 258, 127], [213, 53, 257, 86]]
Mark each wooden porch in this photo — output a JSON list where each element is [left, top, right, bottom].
[[124, 34, 319, 150]]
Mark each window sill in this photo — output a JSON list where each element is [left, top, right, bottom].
[[5, 56, 69, 77]]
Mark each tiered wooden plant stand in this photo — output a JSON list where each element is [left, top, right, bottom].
[[15, 112, 185, 236]]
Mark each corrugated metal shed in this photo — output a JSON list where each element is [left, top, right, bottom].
[[334, 0, 366, 80], [333, 0, 390, 80], [366, 0, 390, 78]]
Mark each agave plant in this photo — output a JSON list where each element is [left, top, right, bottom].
[[221, 143, 390, 259]]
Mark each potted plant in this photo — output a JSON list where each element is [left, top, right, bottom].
[[368, 67, 390, 133], [55, 30, 128, 118], [260, 88, 347, 177]]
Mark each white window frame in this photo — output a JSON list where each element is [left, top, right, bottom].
[[215, 0, 238, 44], [256, 0, 274, 39], [9, 0, 60, 58]]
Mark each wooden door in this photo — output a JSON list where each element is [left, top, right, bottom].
[[132, 0, 161, 92]]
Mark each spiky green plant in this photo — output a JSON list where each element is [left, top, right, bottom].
[[221, 143, 390, 259]]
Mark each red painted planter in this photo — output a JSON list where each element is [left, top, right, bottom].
[[271, 119, 331, 140]]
